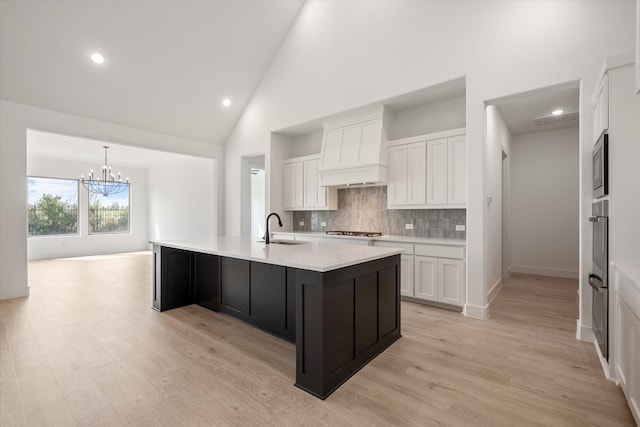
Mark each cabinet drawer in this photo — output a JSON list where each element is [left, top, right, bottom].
[[373, 241, 414, 254], [415, 244, 465, 259]]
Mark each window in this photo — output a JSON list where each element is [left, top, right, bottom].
[[27, 177, 79, 236], [88, 184, 130, 234]]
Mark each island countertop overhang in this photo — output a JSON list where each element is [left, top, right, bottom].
[[150, 237, 403, 273]]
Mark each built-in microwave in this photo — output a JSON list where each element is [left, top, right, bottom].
[[593, 131, 608, 199]]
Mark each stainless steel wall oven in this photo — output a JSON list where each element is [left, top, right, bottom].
[[589, 200, 609, 360], [592, 132, 608, 199]]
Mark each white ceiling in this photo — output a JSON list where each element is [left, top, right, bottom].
[[0, 1, 304, 144], [27, 130, 191, 168], [492, 82, 580, 136]]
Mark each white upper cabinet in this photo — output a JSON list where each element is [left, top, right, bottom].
[[283, 161, 303, 209], [283, 155, 337, 211], [407, 142, 427, 205], [387, 144, 408, 206], [592, 73, 609, 142], [387, 128, 466, 209], [426, 138, 448, 205], [447, 135, 467, 205]]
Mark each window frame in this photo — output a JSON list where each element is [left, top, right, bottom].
[[27, 176, 80, 238], [87, 183, 131, 235]]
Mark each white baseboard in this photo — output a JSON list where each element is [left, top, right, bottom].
[[464, 303, 488, 320], [511, 265, 579, 279], [0, 285, 30, 300], [487, 279, 503, 305], [576, 319, 594, 342], [594, 339, 616, 382]]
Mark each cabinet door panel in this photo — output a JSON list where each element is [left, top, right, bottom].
[[283, 163, 300, 209], [447, 135, 466, 205], [303, 158, 327, 208], [293, 162, 304, 208], [250, 262, 286, 332], [414, 256, 438, 301], [194, 252, 220, 311], [220, 257, 250, 316], [629, 313, 640, 421], [161, 247, 193, 311], [359, 120, 383, 163], [321, 129, 343, 169], [400, 255, 414, 297], [407, 142, 426, 205], [341, 125, 363, 165], [438, 259, 465, 306], [388, 145, 408, 206], [427, 138, 448, 205]]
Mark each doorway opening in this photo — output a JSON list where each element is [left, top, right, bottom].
[[241, 154, 265, 238], [486, 81, 580, 320]]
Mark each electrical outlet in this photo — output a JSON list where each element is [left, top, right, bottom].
[[320, 222, 326, 227], [299, 221, 305, 226], [456, 225, 466, 231], [405, 224, 414, 230]]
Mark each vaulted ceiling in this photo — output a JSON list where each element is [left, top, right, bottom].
[[0, 0, 305, 144]]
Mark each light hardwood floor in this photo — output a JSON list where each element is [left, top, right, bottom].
[[0, 252, 634, 426]]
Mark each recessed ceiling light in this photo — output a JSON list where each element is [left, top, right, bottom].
[[91, 53, 104, 64], [222, 98, 231, 107], [551, 109, 564, 115]]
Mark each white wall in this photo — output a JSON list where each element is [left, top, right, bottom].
[[223, 0, 636, 319], [290, 131, 323, 157], [26, 156, 149, 260], [251, 169, 266, 238], [510, 126, 579, 278], [485, 105, 512, 301], [148, 156, 215, 241], [0, 100, 222, 300], [394, 96, 466, 139]]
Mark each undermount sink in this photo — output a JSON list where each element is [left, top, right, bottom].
[[257, 239, 307, 245]]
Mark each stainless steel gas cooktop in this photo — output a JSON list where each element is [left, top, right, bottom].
[[325, 231, 383, 237]]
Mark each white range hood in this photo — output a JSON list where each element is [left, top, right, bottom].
[[318, 108, 394, 187]]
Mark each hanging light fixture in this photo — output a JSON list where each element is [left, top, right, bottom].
[[81, 146, 129, 196]]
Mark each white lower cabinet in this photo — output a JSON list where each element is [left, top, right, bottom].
[[438, 258, 465, 306], [271, 234, 467, 308], [413, 256, 465, 306], [375, 241, 466, 308], [414, 256, 438, 301], [400, 254, 414, 297], [615, 267, 640, 425]]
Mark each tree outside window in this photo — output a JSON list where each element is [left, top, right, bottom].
[[27, 177, 79, 236], [88, 185, 130, 234]]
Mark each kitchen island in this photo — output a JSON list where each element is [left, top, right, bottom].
[[150, 237, 402, 399]]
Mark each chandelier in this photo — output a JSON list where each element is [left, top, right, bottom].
[[81, 146, 129, 196]]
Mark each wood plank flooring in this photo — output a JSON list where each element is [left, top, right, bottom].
[[0, 252, 634, 426]]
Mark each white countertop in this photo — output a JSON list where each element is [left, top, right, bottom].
[[151, 237, 403, 273], [615, 262, 640, 286], [613, 262, 640, 319], [271, 231, 466, 246]]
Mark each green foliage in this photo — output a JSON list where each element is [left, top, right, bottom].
[[89, 193, 129, 233], [28, 194, 78, 236]]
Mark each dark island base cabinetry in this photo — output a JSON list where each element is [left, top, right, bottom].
[[152, 244, 401, 399], [294, 255, 401, 399], [153, 246, 295, 343], [152, 246, 219, 312], [218, 258, 296, 342]]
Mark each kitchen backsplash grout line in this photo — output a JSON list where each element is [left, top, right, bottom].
[[293, 186, 466, 239]]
